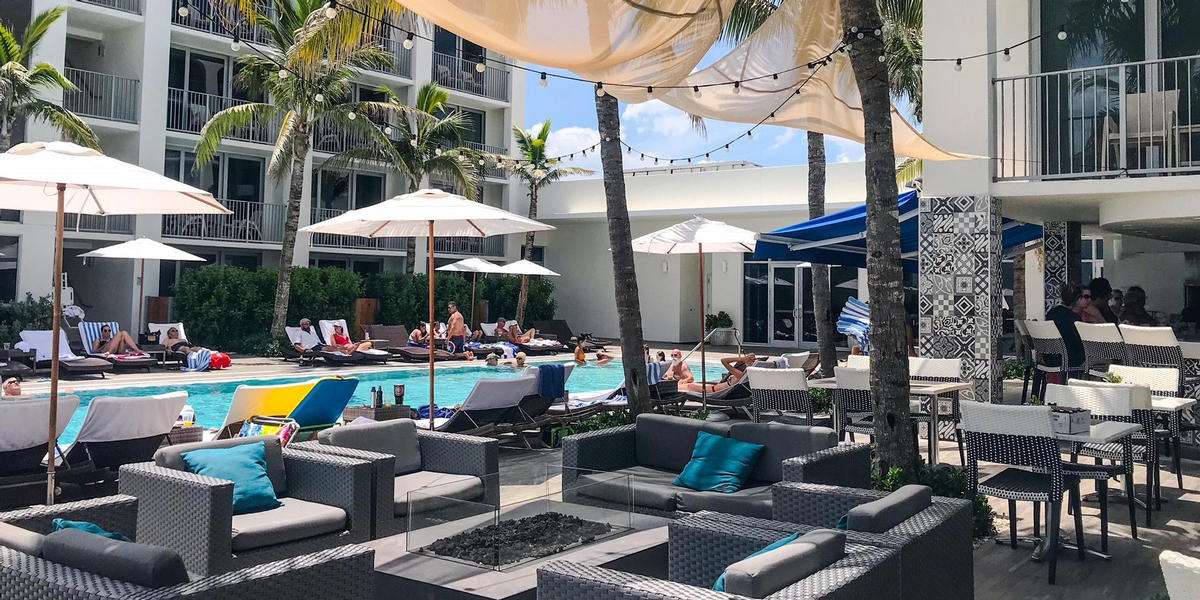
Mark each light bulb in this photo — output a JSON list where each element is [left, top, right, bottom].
[[768, 112, 776, 122], [595, 83, 605, 97], [177, 5, 189, 17], [314, 93, 324, 102], [409, 139, 417, 147], [435, 148, 442, 155], [857, 32, 864, 39], [850, 26, 858, 33], [402, 33, 414, 50], [693, 85, 701, 98], [478, 158, 485, 166], [878, 55, 886, 62], [475, 61, 486, 73], [732, 81, 741, 94], [746, 130, 753, 140], [1057, 25, 1067, 41], [845, 43, 853, 51], [1003, 48, 1011, 62], [646, 86, 653, 98], [324, 1, 338, 19], [384, 126, 393, 135], [539, 73, 547, 88], [347, 111, 356, 120], [873, 28, 881, 36], [278, 69, 288, 79], [533, 169, 546, 178], [954, 59, 962, 71], [231, 39, 241, 51]]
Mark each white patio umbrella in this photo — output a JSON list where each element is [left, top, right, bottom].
[[436, 258, 504, 328], [0, 141, 228, 504], [81, 238, 206, 333], [498, 259, 562, 278], [631, 216, 758, 409], [301, 189, 554, 429]]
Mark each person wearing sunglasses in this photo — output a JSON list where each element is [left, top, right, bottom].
[[1044, 282, 1087, 376], [1079, 277, 1118, 324], [91, 324, 141, 355]]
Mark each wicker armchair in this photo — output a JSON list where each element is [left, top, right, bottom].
[[118, 436, 372, 576], [291, 422, 499, 538], [772, 482, 974, 600]]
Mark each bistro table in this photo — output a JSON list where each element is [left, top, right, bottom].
[[809, 378, 973, 465], [1153, 394, 1197, 500]]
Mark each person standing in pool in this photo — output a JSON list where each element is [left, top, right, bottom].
[[446, 301, 467, 353]]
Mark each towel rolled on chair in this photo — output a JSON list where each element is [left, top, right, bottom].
[[837, 297, 871, 355], [645, 361, 663, 386], [537, 364, 566, 400], [181, 348, 212, 372]]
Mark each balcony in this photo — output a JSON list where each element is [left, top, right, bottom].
[[994, 53, 1200, 181], [310, 207, 406, 251], [75, 0, 141, 14], [64, 213, 134, 235], [167, 88, 277, 144], [162, 198, 284, 244], [433, 235, 505, 257], [364, 33, 413, 79], [464, 141, 510, 180], [172, 1, 271, 44], [64, 68, 140, 124], [431, 52, 510, 102]]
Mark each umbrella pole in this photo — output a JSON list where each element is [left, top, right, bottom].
[[470, 273, 477, 331], [47, 183, 65, 506], [428, 221, 436, 431], [698, 244, 707, 411], [137, 258, 145, 334]]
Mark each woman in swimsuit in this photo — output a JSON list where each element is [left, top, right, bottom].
[[409, 324, 428, 347], [328, 324, 372, 354], [92, 324, 140, 354], [681, 354, 756, 393]]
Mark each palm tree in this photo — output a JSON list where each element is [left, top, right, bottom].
[[838, 0, 915, 475], [505, 120, 591, 324], [0, 7, 99, 152], [326, 82, 482, 274], [198, 0, 395, 336]]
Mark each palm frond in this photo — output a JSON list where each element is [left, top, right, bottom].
[[21, 99, 99, 149], [895, 157, 922, 188], [195, 102, 279, 167], [19, 6, 66, 64], [720, 0, 784, 44], [29, 63, 75, 91], [268, 111, 300, 180]]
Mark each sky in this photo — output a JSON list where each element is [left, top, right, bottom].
[[520, 42, 870, 178]]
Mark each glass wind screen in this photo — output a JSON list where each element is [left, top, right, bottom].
[[742, 262, 768, 344]]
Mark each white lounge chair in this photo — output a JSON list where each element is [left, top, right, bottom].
[[318, 319, 390, 362], [0, 396, 81, 506], [62, 392, 188, 480], [18, 330, 112, 378]]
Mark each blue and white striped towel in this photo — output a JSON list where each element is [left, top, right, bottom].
[[181, 348, 212, 372], [646, 361, 662, 386], [78, 321, 118, 355], [837, 297, 871, 355]]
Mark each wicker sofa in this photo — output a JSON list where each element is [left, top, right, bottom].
[[537, 512, 900, 600], [291, 419, 500, 538], [0, 495, 375, 599], [118, 435, 373, 576], [562, 414, 871, 519]]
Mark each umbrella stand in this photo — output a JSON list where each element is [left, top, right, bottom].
[[137, 258, 145, 333], [47, 183, 65, 505], [698, 244, 707, 411], [470, 273, 477, 331], [428, 220, 436, 431]]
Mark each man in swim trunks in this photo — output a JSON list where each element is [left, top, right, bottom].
[[446, 301, 467, 353]]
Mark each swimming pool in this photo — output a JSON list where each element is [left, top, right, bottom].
[[56, 360, 723, 442]]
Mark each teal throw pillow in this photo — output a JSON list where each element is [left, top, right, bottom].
[[674, 431, 764, 493], [713, 532, 800, 591], [181, 441, 282, 514], [51, 519, 130, 542]]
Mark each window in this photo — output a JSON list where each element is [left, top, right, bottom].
[[226, 157, 263, 202], [355, 174, 385, 208], [314, 170, 386, 210], [353, 260, 382, 276], [312, 258, 348, 269], [742, 261, 768, 344], [223, 254, 260, 269], [165, 149, 263, 202], [1041, 1, 1144, 72], [441, 105, 485, 144], [519, 246, 546, 264], [185, 52, 227, 95], [1159, 0, 1200, 59], [1081, 237, 1104, 284], [433, 26, 486, 63]]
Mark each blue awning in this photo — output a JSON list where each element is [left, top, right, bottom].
[[754, 191, 1042, 270]]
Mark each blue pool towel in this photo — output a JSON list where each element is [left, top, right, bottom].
[[538, 364, 565, 400], [415, 404, 457, 419], [180, 348, 212, 372], [645, 361, 662, 386], [837, 297, 871, 355]]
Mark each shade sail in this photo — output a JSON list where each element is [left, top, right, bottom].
[[754, 191, 1043, 270], [436, 258, 504, 273], [299, 189, 555, 238], [81, 238, 206, 262], [630, 216, 758, 255], [0, 142, 227, 214], [498, 259, 561, 277]]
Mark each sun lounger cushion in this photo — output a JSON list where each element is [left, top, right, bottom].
[[0, 521, 45, 556], [319, 419, 422, 476], [722, 530, 846, 598], [576, 465, 681, 512], [41, 528, 190, 588], [229, 497, 347, 552], [156, 435, 287, 497], [393, 471, 485, 517], [634, 413, 732, 473], [728, 422, 838, 483], [674, 484, 774, 519], [840, 485, 933, 533], [180, 441, 282, 515]]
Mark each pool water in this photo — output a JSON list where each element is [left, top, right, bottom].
[[57, 360, 723, 442]]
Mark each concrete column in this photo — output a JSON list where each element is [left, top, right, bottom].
[[918, 195, 1004, 403], [1043, 221, 1069, 309]]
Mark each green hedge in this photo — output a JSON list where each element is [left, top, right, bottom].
[[173, 265, 278, 353], [477, 275, 556, 324], [0, 293, 54, 345]]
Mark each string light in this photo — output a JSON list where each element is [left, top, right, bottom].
[[1057, 25, 1067, 40], [646, 86, 653, 98], [403, 32, 414, 50], [475, 61, 486, 73], [732, 81, 741, 94], [954, 58, 962, 71], [1003, 48, 1011, 62], [314, 93, 324, 102], [693, 85, 702, 98], [746, 130, 753, 140], [539, 72, 547, 87], [384, 126, 393, 136], [177, 5, 188, 17], [278, 69, 288, 79], [347, 111, 356, 120], [324, 0, 338, 19], [595, 82, 605, 97], [231, 33, 241, 51]]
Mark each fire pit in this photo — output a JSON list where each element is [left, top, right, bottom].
[[427, 512, 614, 566]]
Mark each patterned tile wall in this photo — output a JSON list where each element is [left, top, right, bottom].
[[918, 195, 1003, 403], [1042, 221, 1069, 311]]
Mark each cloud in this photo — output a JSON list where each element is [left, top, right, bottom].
[[827, 137, 865, 163], [621, 100, 695, 137], [769, 129, 797, 150]]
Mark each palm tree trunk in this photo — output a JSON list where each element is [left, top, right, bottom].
[[515, 185, 537, 324], [405, 180, 419, 273], [808, 132, 838, 377], [0, 111, 12, 153], [839, 0, 915, 474], [270, 119, 311, 337], [595, 92, 651, 414]]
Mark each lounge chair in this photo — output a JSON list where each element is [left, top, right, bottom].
[[217, 376, 358, 439], [533, 319, 615, 350], [76, 321, 157, 371], [361, 324, 410, 356], [318, 319, 391, 363], [0, 396, 82, 508], [18, 330, 112, 378], [283, 326, 361, 366], [0, 351, 33, 380], [390, 345, 463, 363], [61, 391, 188, 486], [147, 321, 192, 365], [415, 365, 574, 436], [492, 364, 575, 445]]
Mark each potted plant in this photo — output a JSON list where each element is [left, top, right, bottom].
[[705, 311, 735, 346]]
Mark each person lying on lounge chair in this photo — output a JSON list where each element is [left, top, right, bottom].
[[91, 324, 141, 354], [327, 323, 372, 354], [292, 318, 327, 353], [664, 348, 695, 384], [505, 323, 539, 343], [409, 323, 428, 347], [164, 326, 209, 356], [681, 354, 755, 393], [470, 329, 485, 342]]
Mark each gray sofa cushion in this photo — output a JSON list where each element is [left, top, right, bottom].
[[230, 497, 347, 552], [320, 419, 422, 475], [41, 528, 189, 588], [156, 435, 287, 496], [576, 465, 681, 512], [728, 422, 837, 483], [724, 529, 846, 598], [635, 414, 731, 473], [843, 485, 932, 533], [674, 484, 773, 519], [0, 521, 44, 556], [394, 471, 485, 516]]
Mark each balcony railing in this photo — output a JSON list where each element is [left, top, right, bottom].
[[431, 52, 510, 102], [162, 198, 285, 244], [364, 33, 413, 79], [167, 88, 277, 144], [64, 68, 140, 123], [172, 1, 271, 44], [64, 213, 135, 235], [310, 207, 406, 251], [994, 53, 1200, 181], [433, 235, 505, 257], [75, 0, 141, 14], [464, 141, 510, 179]]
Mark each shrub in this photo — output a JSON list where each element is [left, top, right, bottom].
[[173, 265, 276, 352], [705, 311, 733, 331], [0, 293, 54, 345], [872, 458, 996, 540], [1001, 358, 1030, 380], [478, 275, 556, 324], [809, 387, 833, 414], [286, 267, 363, 326]]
